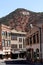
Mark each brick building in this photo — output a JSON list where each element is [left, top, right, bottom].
[[0, 24, 26, 59], [0, 24, 11, 59], [26, 21, 43, 61]]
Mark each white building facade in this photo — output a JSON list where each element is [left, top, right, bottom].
[[11, 29, 26, 59]]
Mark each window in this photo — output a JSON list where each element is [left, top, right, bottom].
[[34, 52, 36, 58], [36, 48, 39, 53], [6, 32, 7, 38], [11, 36, 17, 40], [36, 33, 39, 43], [7, 32, 10, 37], [19, 44, 22, 48], [26, 38, 29, 45], [19, 38, 22, 42], [5, 40, 7, 47], [2, 39, 5, 46], [37, 54, 39, 57], [23, 38, 25, 44], [30, 37, 32, 45], [7, 40, 10, 46], [11, 44, 14, 48], [11, 44, 17, 48], [14, 44, 17, 48], [36, 48, 39, 57], [2, 31, 5, 35], [33, 35, 36, 44]]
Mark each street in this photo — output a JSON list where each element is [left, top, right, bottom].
[[4, 60, 43, 65]]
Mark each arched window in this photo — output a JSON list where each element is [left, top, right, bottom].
[[36, 48, 39, 52], [36, 33, 39, 43], [36, 48, 39, 57], [33, 34, 36, 44]]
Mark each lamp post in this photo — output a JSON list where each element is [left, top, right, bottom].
[[30, 24, 42, 62]]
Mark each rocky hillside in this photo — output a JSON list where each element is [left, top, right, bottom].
[[0, 8, 43, 32]]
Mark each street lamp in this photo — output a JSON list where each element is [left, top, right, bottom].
[[30, 24, 42, 62]]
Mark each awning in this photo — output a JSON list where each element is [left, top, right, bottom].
[[19, 49, 26, 52], [3, 50, 11, 52], [15, 51, 20, 54], [19, 49, 26, 53], [3, 52, 10, 55], [3, 52, 5, 55], [11, 51, 20, 54], [22, 48, 26, 51]]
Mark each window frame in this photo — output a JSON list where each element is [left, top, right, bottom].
[[2, 39, 5, 47], [19, 38, 22, 42]]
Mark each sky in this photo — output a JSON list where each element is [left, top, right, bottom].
[[0, 0, 43, 18]]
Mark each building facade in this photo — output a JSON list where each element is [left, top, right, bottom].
[[11, 29, 26, 59], [0, 24, 26, 59], [26, 21, 43, 61], [0, 24, 11, 58]]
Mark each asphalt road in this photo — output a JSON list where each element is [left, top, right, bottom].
[[0, 60, 43, 65], [6, 61, 43, 65], [4, 63, 43, 65]]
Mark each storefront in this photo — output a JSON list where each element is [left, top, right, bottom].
[[3, 50, 11, 59], [0, 51, 3, 59], [19, 49, 26, 58], [26, 48, 34, 60], [11, 51, 20, 59]]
